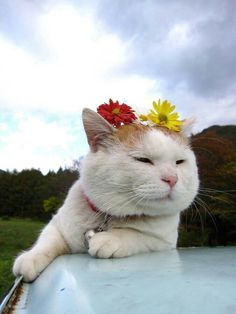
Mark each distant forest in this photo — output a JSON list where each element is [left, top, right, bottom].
[[0, 125, 235, 247]]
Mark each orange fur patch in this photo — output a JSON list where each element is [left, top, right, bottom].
[[113, 123, 189, 147]]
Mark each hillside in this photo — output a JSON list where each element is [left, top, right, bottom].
[[179, 124, 236, 246], [200, 125, 236, 148]]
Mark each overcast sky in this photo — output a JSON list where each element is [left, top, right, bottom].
[[0, 0, 235, 173]]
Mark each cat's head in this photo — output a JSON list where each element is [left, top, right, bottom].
[[80, 109, 199, 217]]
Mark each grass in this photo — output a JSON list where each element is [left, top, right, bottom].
[[0, 217, 45, 298]]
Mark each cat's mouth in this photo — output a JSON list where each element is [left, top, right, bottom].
[[142, 192, 172, 202], [150, 194, 171, 202]]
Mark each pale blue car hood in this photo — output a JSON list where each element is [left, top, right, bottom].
[[1, 247, 236, 314]]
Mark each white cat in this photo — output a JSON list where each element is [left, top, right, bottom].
[[13, 108, 199, 282]]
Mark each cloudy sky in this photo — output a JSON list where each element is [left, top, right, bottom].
[[0, 0, 235, 173]]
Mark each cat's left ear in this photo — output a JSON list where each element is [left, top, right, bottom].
[[181, 117, 196, 137], [82, 108, 116, 152]]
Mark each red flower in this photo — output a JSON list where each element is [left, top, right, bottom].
[[97, 99, 137, 128]]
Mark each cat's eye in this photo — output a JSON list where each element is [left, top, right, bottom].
[[176, 159, 185, 165], [134, 157, 153, 164]]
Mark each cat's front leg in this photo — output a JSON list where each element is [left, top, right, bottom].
[[88, 228, 171, 258], [13, 221, 70, 282]]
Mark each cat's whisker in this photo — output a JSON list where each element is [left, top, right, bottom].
[[92, 175, 136, 191], [91, 185, 155, 214], [191, 200, 204, 232], [113, 194, 144, 213], [133, 193, 149, 210], [94, 191, 140, 215], [190, 203, 198, 222], [194, 196, 218, 231], [199, 188, 236, 195]]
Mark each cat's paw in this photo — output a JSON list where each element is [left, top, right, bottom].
[[88, 231, 128, 258], [13, 251, 50, 282]]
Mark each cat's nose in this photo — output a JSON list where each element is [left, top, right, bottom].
[[162, 175, 178, 187]]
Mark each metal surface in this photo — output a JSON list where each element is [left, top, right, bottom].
[[2, 247, 236, 314], [0, 276, 23, 314]]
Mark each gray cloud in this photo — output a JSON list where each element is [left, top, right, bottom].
[[94, 0, 236, 99], [2, 0, 236, 100], [1, 0, 235, 131]]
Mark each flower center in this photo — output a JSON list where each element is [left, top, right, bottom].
[[112, 108, 120, 115], [158, 113, 168, 123]]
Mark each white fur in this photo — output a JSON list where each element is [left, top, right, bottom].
[[13, 109, 199, 282]]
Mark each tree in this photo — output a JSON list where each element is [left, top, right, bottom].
[[43, 195, 64, 215], [179, 129, 236, 246]]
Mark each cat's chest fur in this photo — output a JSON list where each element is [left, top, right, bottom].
[[55, 177, 181, 253]]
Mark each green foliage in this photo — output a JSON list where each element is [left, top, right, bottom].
[[43, 195, 64, 213], [0, 218, 44, 297], [178, 226, 211, 247], [1, 215, 10, 221], [0, 167, 79, 220]]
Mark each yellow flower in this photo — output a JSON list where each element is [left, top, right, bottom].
[[139, 114, 148, 121], [146, 99, 183, 131]]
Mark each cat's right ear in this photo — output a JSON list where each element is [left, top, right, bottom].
[[181, 117, 196, 137], [82, 108, 116, 152]]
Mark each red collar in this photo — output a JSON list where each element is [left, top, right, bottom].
[[82, 191, 100, 214], [82, 190, 147, 218]]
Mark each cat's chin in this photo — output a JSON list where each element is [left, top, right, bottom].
[[140, 193, 172, 203], [151, 194, 172, 201], [141, 197, 171, 208], [134, 194, 174, 213]]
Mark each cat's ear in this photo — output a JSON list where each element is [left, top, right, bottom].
[[82, 108, 116, 152], [181, 117, 196, 137]]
